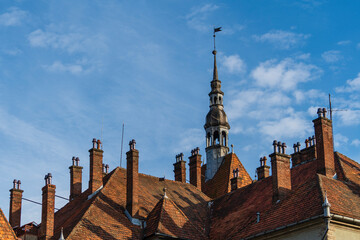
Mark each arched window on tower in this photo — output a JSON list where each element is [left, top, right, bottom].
[[219, 96, 222, 104], [214, 96, 217, 104], [213, 131, 220, 145], [222, 131, 227, 146], [206, 132, 211, 147]]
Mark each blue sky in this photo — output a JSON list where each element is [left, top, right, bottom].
[[1, 0, 360, 224]]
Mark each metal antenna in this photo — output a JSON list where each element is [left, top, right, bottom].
[[328, 93, 348, 121], [101, 116, 104, 150], [120, 122, 125, 167]]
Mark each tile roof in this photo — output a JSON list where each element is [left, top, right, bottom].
[[203, 153, 252, 199], [145, 194, 206, 239], [0, 208, 17, 240], [51, 167, 210, 239], [209, 152, 360, 239]]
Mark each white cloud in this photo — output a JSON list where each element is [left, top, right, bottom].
[[0, 7, 27, 26], [227, 89, 291, 121], [43, 61, 84, 75], [321, 50, 342, 63], [336, 73, 360, 92], [221, 54, 246, 74], [253, 30, 310, 49], [172, 128, 203, 153], [293, 89, 326, 104], [337, 110, 360, 126], [351, 139, 360, 147], [296, 53, 311, 60], [337, 40, 351, 46], [28, 27, 107, 54], [259, 115, 312, 139], [251, 58, 321, 91], [186, 4, 219, 32], [334, 133, 348, 148]]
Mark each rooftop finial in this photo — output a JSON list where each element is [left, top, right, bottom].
[[163, 187, 168, 199], [322, 191, 331, 218]]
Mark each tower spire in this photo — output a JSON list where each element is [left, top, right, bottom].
[[212, 27, 221, 81]]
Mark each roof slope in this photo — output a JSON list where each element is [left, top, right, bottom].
[[145, 195, 206, 239], [0, 208, 17, 240], [52, 167, 210, 239], [203, 153, 252, 199]]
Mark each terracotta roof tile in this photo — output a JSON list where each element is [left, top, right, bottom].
[[145, 195, 206, 239], [51, 167, 210, 239], [0, 208, 17, 240], [203, 153, 252, 199]]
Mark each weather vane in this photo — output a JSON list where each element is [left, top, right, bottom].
[[213, 27, 222, 50]]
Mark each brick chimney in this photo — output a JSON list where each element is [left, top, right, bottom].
[[9, 179, 23, 227], [313, 108, 335, 177], [188, 147, 202, 189], [230, 168, 242, 191], [89, 138, 103, 193], [126, 139, 139, 217], [173, 153, 186, 183], [269, 140, 291, 202], [69, 156, 83, 200], [39, 173, 56, 240], [257, 157, 270, 180]]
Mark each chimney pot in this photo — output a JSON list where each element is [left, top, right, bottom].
[[322, 108, 327, 118], [273, 140, 278, 153], [92, 138, 96, 148], [317, 108, 323, 117], [13, 179, 17, 189], [129, 139, 136, 150]]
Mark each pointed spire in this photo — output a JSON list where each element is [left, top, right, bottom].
[[322, 192, 331, 218], [163, 187, 168, 199], [212, 50, 218, 80], [59, 227, 65, 240]]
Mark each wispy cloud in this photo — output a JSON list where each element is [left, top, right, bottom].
[[337, 110, 360, 126], [321, 50, 342, 63], [220, 54, 246, 74], [251, 58, 321, 91], [336, 73, 360, 92], [351, 139, 360, 147], [186, 4, 219, 32], [172, 128, 203, 153], [0, 7, 27, 26], [334, 133, 349, 148], [43, 61, 84, 75], [293, 89, 326, 104], [259, 114, 312, 139], [337, 40, 351, 46], [28, 27, 107, 54], [253, 30, 310, 49]]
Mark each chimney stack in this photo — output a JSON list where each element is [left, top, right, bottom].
[[89, 138, 103, 193], [9, 179, 23, 227], [269, 140, 291, 202], [230, 168, 242, 191], [257, 157, 270, 180], [126, 139, 139, 217], [188, 147, 202, 189], [69, 157, 83, 200], [173, 153, 186, 183], [39, 173, 56, 240], [313, 108, 335, 177]]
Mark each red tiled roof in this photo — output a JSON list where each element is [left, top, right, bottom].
[[209, 152, 360, 239], [51, 167, 210, 239], [145, 195, 206, 239], [203, 153, 252, 199], [0, 208, 17, 240]]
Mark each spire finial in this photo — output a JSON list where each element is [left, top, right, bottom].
[[212, 27, 222, 81], [59, 227, 65, 240]]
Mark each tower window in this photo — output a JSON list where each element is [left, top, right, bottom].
[[214, 96, 217, 104], [214, 131, 220, 145], [222, 131, 227, 146]]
